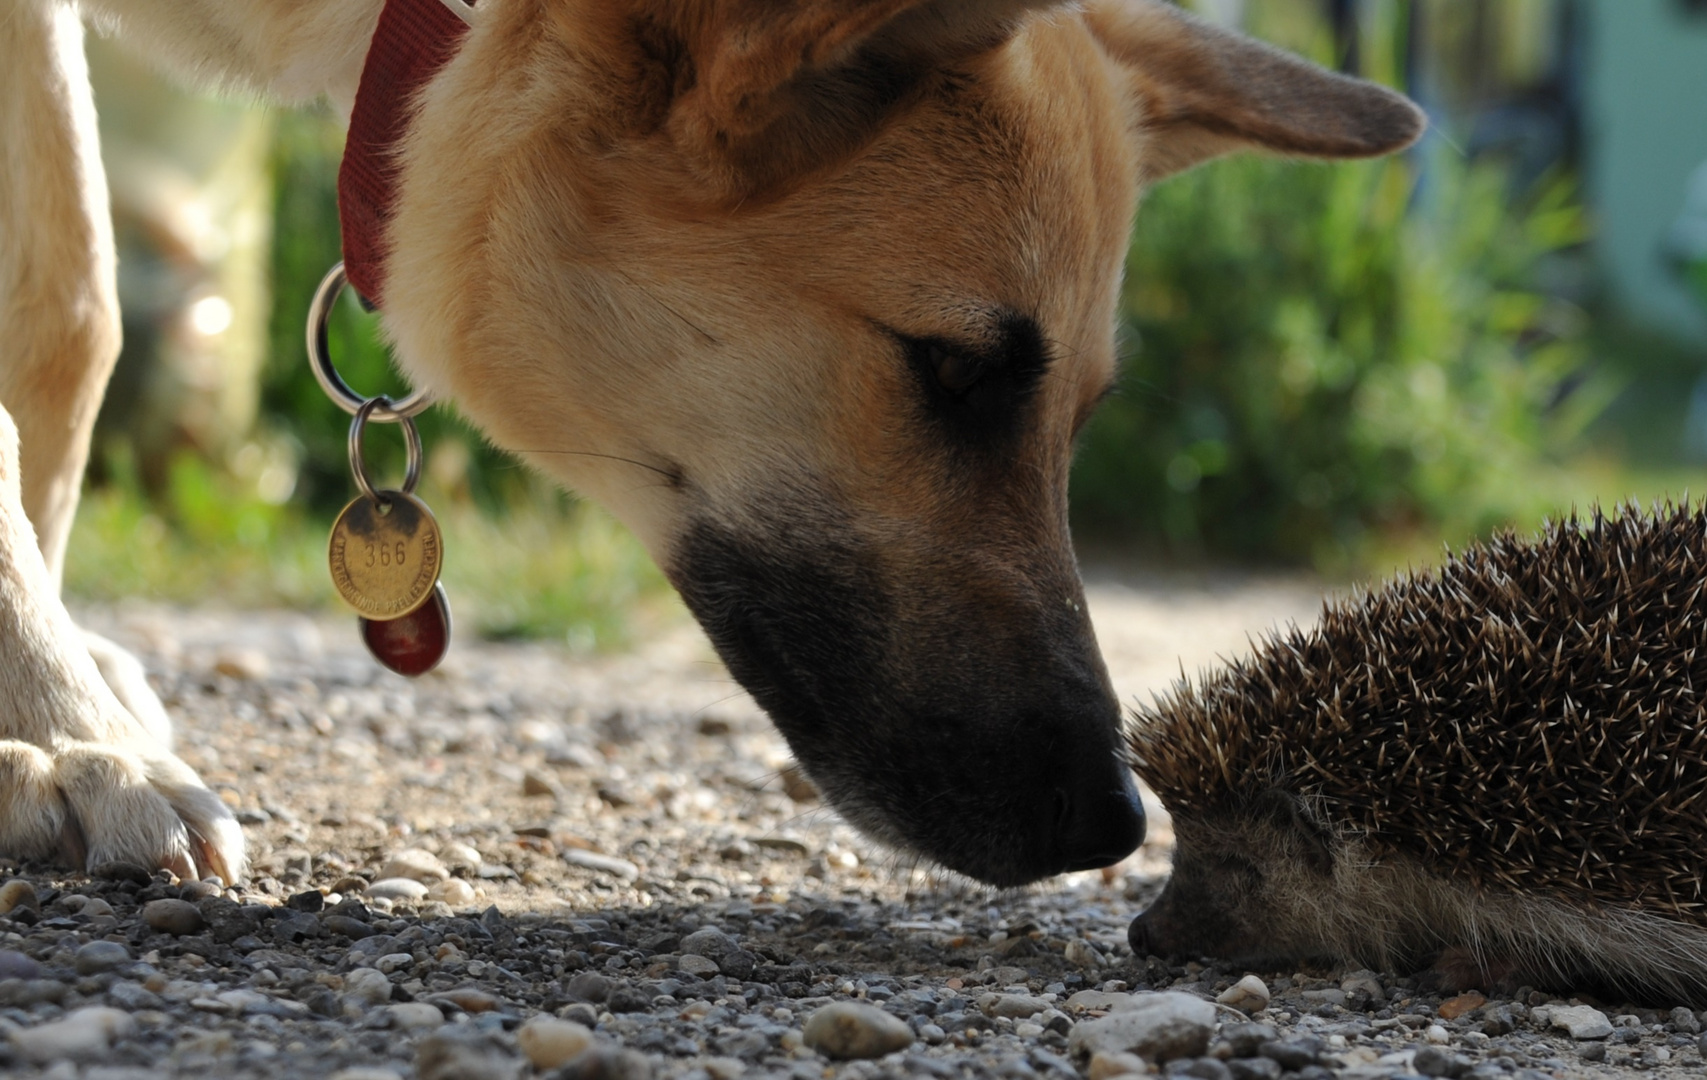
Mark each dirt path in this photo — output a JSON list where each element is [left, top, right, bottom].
[[0, 577, 1677, 1078]]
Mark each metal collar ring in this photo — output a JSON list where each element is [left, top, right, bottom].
[[307, 261, 433, 422], [348, 396, 424, 503]]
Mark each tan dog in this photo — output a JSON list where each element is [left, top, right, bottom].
[[0, 0, 1421, 886]]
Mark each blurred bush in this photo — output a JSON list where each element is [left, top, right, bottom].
[[1071, 151, 1604, 572]]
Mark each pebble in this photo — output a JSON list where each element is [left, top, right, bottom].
[[678, 954, 720, 977], [1437, 991, 1486, 1020], [802, 1001, 916, 1059], [1671, 1006, 1702, 1034], [388, 1001, 447, 1030], [427, 878, 476, 905], [415, 1029, 525, 1080], [517, 1015, 594, 1069], [0, 948, 43, 979], [0, 878, 39, 914], [142, 898, 205, 936], [366, 877, 429, 901], [550, 1046, 654, 1080], [13, 1006, 136, 1063], [1068, 992, 1216, 1065], [379, 848, 449, 884], [562, 848, 640, 881], [1065, 939, 1106, 968], [1547, 1004, 1613, 1040], [1088, 1050, 1153, 1078], [432, 987, 501, 1013], [980, 993, 1048, 1019], [74, 940, 132, 974], [1067, 990, 1143, 1012], [1215, 975, 1270, 1013], [329, 1070, 406, 1080], [215, 648, 271, 679], [344, 967, 394, 1006]]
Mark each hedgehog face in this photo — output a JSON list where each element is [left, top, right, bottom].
[[1129, 802, 1339, 966]]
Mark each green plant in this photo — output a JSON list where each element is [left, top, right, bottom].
[[1071, 151, 1605, 572]]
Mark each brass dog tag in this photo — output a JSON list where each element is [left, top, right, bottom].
[[327, 491, 444, 619]]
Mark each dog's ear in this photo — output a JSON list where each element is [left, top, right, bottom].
[[652, 0, 1071, 197], [1084, 0, 1426, 182]]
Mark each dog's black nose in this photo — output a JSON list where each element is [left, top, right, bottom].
[[1055, 763, 1145, 872], [1127, 911, 1155, 958]]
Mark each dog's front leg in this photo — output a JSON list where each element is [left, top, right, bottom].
[[0, 1, 244, 880], [0, 399, 245, 879]]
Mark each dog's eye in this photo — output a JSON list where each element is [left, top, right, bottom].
[[931, 345, 985, 393]]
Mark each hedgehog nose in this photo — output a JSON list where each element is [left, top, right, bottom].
[[1055, 764, 1145, 872]]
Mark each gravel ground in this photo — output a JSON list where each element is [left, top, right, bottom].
[[0, 573, 1697, 1079]]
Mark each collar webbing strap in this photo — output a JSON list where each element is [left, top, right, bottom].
[[337, 0, 473, 307]]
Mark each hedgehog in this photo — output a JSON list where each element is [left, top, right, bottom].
[[1125, 503, 1707, 1004]]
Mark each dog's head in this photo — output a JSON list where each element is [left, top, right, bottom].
[[384, 0, 1422, 886]]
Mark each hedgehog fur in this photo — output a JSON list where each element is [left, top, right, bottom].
[[1126, 503, 1707, 1003]]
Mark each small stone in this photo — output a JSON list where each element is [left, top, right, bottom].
[[0, 948, 42, 979], [1255, 1037, 1322, 1071], [1413, 1045, 1472, 1077], [1225, 1060, 1280, 1080], [1215, 976, 1271, 1014], [12, 1006, 136, 1063], [1068, 993, 1217, 1065], [379, 848, 449, 885], [388, 1001, 447, 1030], [1067, 990, 1143, 1012], [1671, 1006, 1702, 1034], [91, 861, 152, 886], [778, 762, 820, 802], [1578, 1042, 1607, 1063], [1338, 970, 1384, 1000], [177, 880, 222, 902], [980, 993, 1049, 1019], [1088, 1051, 1152, 1078], [681, 927, 738, 960], [427, 878, 476, 906], [323, 915, 377, 939], [344, 967, 394, 1006], [1425, 1024, 1450, 1044], [286, 889, 325, 912], [366, 877, 429, 901], [1438, 991, 1486, 1020], [416, 1029, 526, 1080], [517, 1015, 594, 1069], [215, 648, 270, 679], [1547, 1004, 1613, 1040], [678, 954, 720, 977], [1171, 1059, 1232, 1080], [802, 1001, 916, 1060], [142, 898, 205, 936], [561, 849, 639, 881], [432, 987, 501, 1013], [329, 1070, 406, 1080], [1065, 939, 1106, 969], [0, 878, 38, 914], [563, 971, 610, 1003], [522, 771, 559, 797], [1217, 1023, 1278, 1059], [74, 940, 132, 975], [550, 1046, 653, 1080]]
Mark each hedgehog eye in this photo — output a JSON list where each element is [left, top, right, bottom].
[[930, 344, 984, 394]]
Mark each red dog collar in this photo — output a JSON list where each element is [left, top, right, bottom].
[[338, 0, 475, 307]]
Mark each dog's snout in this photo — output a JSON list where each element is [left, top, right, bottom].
[[1054, 762, 1145, 873], [1127, 910, 1156, 959]]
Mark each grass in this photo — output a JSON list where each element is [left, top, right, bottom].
[[64, 452, 680, 651]]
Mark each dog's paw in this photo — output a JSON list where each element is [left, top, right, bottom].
[[0, 737, 246, 883]]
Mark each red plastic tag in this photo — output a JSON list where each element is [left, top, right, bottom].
[[360, 582, 451, 676]]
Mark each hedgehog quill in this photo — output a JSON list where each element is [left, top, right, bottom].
[[1126, 504, 1707, 1004]]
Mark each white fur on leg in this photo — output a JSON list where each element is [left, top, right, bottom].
[[0, 401, 246, 880], [83, 629, 174, 746]]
